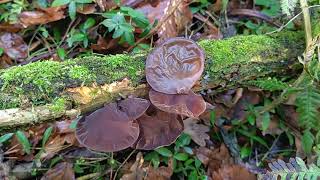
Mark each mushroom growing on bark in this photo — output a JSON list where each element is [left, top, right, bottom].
[[75, 103, 140, 152], [118, 97, 150, 119], [146, 37, 206, 118], [149, 89, 206, 118], [133, 109, 184, 150], [146, 37, 205, 94]]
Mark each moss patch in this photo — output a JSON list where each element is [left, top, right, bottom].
[[198, 31, 304, 84], [0, 54, 145, 109]]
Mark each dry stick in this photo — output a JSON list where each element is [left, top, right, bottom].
[[126, 0, 184, 52], [113, 150, 136, 180]]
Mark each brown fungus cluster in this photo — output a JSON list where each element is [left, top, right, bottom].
[[75, 37, 207, 152]]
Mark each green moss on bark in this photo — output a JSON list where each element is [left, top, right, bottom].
[[0, 32, 304, 110], [0, 54, 145, 109]]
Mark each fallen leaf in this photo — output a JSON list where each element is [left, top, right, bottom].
[[0, 23, 22, 33], [19, 6, 66, 27], [211, 164, 256, 180], [157, 0, 193, 41], [0, 32, 28, 61], [40, 133, 76, 159], [41, 162, 75, 180], [120, 152, 173, 180], [183, 117, 210, 146], [77, 4, 96, 14], [120, 152, 146, 180], [137, 0, 193, 41], [146, 158, 173, 180]]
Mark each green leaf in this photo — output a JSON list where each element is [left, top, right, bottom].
[[69, 117, 80, 129], [42, 126, 53, 147], [52, 0, 70, 7], [261, 112, 271, 131], [240, 146, 251, 159], [37, 0, 48, 8], [101, 19, 116, 32], [175, 133, 191, 147], [16, 131, 31, 154], [155, 147, 173, 157], [68, 1, 77, 20], [210, 111, 216, 127], [83, 17, 95, 30], [144, 152, 160, 168], [119, 23, 134, 32], [123, 31, 134, 45], [112, 28, 124, 38], [174, 153, 189, 161], [0, 48, 4, 56], [247, 114, 255, 126], [302, 130, 314, 154], [296, 85, 320, 130], [57, 48, 66, 60], [0, 133, 14, 144], [75, 0, 92, 3]]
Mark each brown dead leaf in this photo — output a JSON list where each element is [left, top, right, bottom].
[[0, 23, 22, 33], [196, 144, 256, 179], [183, 117, 210, 146], [120, 152, 146, 180], [77, 4, 96, 14], [157, 0, 193, 41], [146, 159, 173, 180], [41, 162, 75, 180], [40, 133, 76, 159], [19, 6, 66, 27], [91, 36, 118, 52], [137, 0, 192, 41], [0, 32, 27, 61], [121, 152, 173, 180], [211, 164, 256, 180]]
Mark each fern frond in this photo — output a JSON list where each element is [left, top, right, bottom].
[[295, 85, 320, 129], [263, 157, 320, 180], [249, 78, 288, 91], [281, 0, 299, 16]]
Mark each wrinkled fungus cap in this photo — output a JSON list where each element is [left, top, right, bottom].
[[75, 103, 140, 152], [118, 98, 150, 119], [149, 89, 206, 118], [146, 37, 205, 94], [133, 110, 184, 150]]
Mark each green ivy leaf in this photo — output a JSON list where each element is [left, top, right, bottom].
[[0, 133, 14, 144], [155, 147, 172, 157], [16, 131, 31, 154], [82, 17, 95, 30], [52, 0, 70, 7], [68, 1, 77, 20], [123, 31, 134, 45], [174, 153, 189, 161]]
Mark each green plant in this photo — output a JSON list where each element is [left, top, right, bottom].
[[101, 6, 151, 45], [67, 17, 96, 47], [262, 157, 320, 179], [51, 0, 93, 20], [145, 133, 207, 180], [281, 0, 299, 16], [0, 0, 28, 23]]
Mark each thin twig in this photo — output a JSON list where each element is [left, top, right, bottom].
[[113, 150, 136, 180]]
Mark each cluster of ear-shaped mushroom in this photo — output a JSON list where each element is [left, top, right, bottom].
[[75, 37, 206, 152]]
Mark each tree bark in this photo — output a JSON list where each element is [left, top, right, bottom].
[[0, 31, 305, 133]]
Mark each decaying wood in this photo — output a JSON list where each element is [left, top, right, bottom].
[[0, 32, 305, 132]]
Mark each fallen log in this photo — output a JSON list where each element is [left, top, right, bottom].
[[0, 31, 304, 132]]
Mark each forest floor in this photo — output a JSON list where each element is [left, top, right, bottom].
[[0, 0, 320, 179]]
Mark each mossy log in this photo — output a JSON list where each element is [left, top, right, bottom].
[[0, 31, 304, 132]]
